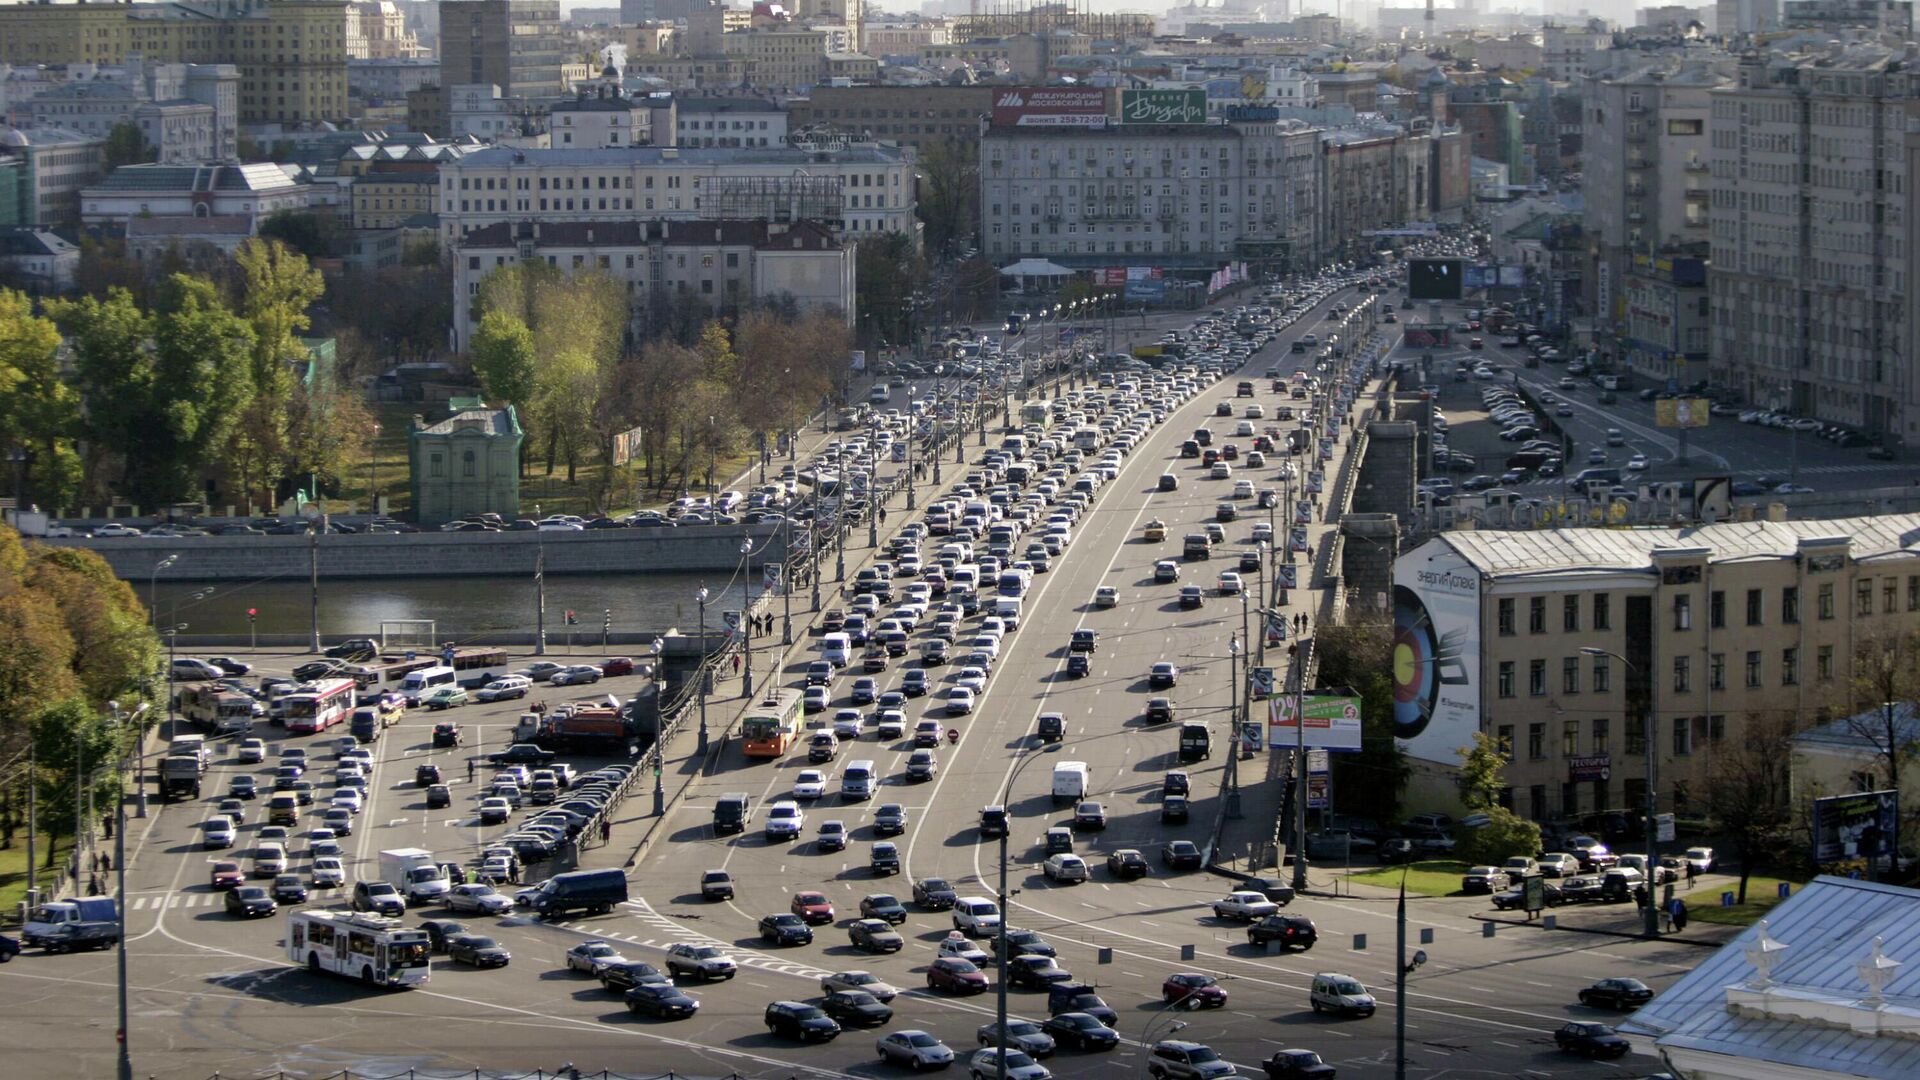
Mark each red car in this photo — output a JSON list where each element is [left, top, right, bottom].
[[1162, 972, 1229, 1008], [927, 957, 989, 995], [209, 861, 245, 890], [1469, 337, 1484, 350], [791, 891, 836, 925], [599, 657, 635, 677]]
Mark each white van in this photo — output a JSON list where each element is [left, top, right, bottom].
[[996, 569, 1029, 599], [1051, 761, 1089, 805], [869, 384, 891, 404], [401, 665, 456, 696], [841, 760, 876, 801], [820, 633, 853, 668], [714, 490, 744, 514], [992, 596, 1023, 629], [950, 565, 979, 591], [251, 842, 288, 879], [1310, 973, 1377, 1017]]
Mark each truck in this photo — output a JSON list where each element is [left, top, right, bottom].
[[176, 682, 261, 735], [160, 754, 202, 801], [1051, 761, 1089, 806], [377, 848, 451, 906], [22, 897, 121, 948], [529, 698, 636, 753], [169, 733, 211, 772]]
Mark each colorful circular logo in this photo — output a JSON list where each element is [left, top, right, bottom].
[[1391, 584, 1438, 740]]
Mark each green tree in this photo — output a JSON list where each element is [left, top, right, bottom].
[[917, 137, 979, 254], [0, 289, 83, 508], [102, 122, 155, 170], [26, 546, 161, 709], [1842, 627, 1920, 873], [1454, 732, 1542, 865], [854, 232, 923, 347], [469, 310, 539, 418], [146, 276, 257, 504], [284, 382, 377, 498], [48, 287, 155, 498], [29, 697, 126, 866], [1313, 619, 1412, 829], [1705, 711, 1797, 903], [257, 210, 343, 260], [225, 238, 324, 506]]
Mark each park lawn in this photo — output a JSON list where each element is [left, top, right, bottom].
[[1346, 860, 1475, 897], [1681, 875, 1803, 926], [0, 835, 73, 919]]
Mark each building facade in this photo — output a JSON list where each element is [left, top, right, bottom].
[[22, 81, 218, 165], [449, 218, 853, 349], [787, 84, 998, 153], [79, 161, 308, 228], [0, 227, 80, 291], [352, 170, 436, 228], [673, 96, 787, 148], [550, 87, 672, 149], [408, 406, 522, 525], [0, 126, 106, 229], [437, 0, 565, 114], [1620, 254, 1711, 385]]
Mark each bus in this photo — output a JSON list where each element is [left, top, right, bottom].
[[345, 656, 437, 699], [283, 677, 356, 735], [446, 648, 511, 687], [741, 688, 805, 759], [285, 910, 431, 988], [1020, 401, 1050, 425]]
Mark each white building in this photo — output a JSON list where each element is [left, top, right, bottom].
[[450, 218, 853, 349], [436, 142, 918, 251], [0, 227, 79, 290], [15, 62, 238, 163], [79, 162, 308, 228], [1542, 22, 1610, 81], [0, 125, 104, 229], [673, 95, 787, 148]]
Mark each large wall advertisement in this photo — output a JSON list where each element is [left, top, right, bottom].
[[1391, 543, 1481, 763], [991, 87, 1108, 127]]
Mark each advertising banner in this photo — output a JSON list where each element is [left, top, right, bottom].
[[1265, 610, 1288, 644], [850, 349, 867, 372], [1126, 277, 1167, 303], [991, 86, 1108, 127], [1813, 790, 1899, 863], [1391, 542, 1481, 763], [1499, 265, 1526, 287], [1277, 564, 1297, 589], [1097, 267, 1127, 286], [1408, 258, 1464, 300], [1249, 666, 1274, 700], [611, 425, 644, 467], [1655, 398, 1711, 429], [1463, 265, 1491, 290], [1120, 88, 1207, 125], [1294, 500, 1312, 525], [1269, 693, 1363, 751], [762, 563, 783, 594], [1307, 471, 1325, 494], [1288, 526, 1308, 552]]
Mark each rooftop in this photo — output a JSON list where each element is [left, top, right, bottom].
[[456, 218, 841, 251], [89, 162, 301, 194], [126, 214, 254, 237], [450, 144, 906, 168], [1794, 701, 1920, 756], [0, 227, 78, 257], [1429, 514, 1920, 581], [415, 406, 522, 438]]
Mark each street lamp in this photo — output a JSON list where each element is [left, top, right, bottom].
[[105, 706, 138, 1080], [148, 554, 177, 630], [739, 538, 755, 699], [696, 587, 710, 753], [989, 744, 1061, 1080], [1580, 646, 1660, 939], [108, 701, 151, 819], [906, 386, 919, 512]]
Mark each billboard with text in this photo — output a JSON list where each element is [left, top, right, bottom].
[[1119, 88, 1207, 125], [992, 86, 1108, 127]]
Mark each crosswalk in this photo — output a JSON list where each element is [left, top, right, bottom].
[[129, 890, 248, 910], [543, 898, 835, 983]]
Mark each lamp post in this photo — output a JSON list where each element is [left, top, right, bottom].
[[109, 701, 151, 820], [148, 554, 177, 630], [368, 421, 381, 515], [906, 387, 918, 511], [867, 414, 880, 550], [739, 538, 755, 699], [107, 707, 136, 1080], [696, 588, 710, 753], [1226, 634, 1243, 820], [302, 503, 324, 653], [1135, 1015, 1191, 1080], [990, 744, 1059, 1080], [1581, 646, 1659, 938], [781, 512, 793, 646]]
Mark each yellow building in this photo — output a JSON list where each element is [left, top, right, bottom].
[[722, 29, 831, 92], [352, 171, 437, 228], [0, 0, 351, 126]]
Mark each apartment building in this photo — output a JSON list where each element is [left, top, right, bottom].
[[673, 97, 786, 148], [788, 85, 997, 154], [0, 126, 106, 229], [436, 143, 917, 251], [1582, 60, 1722, 374], [1396, 515, 1920, 827], [1620, 254, 1711, 385], [1709, 46, 1909, 445], [979, 116, 1323, 275], [450, 218, 853, 349], [346, 1, 426, 59], [550, 87, 674, 148], [0, 0, 349, 126], [438, 0, 566, 115]]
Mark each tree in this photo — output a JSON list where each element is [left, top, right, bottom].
[[102, 122, 155, 170], [146, 276, 258, 505], [1705, 711, 1798, 903], [284, 382, 377, 497], [1843, 627, 1920, 875], [1313, 619, 1412, 829], [627, 338, 702, 494], [917, 137, 979, 254], [29, 697, 126, 866], [257, 210, 343, 260], [854, 232, 924, 347], [0, 289, 83, 509], [1454, 732, 1542, 865], [47, 287, 155, 498], [25, 546, 160, 709], [469, 311, 539, 422], [225, 238, 324, 507]]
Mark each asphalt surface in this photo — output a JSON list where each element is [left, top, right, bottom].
[[5, 286, 1693, 1080]]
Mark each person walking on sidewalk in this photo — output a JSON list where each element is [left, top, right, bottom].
[[599, 818, 612, 846], [467, 758, 476, 784]]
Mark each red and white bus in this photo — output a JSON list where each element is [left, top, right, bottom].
[[284, 677, 357, 735]]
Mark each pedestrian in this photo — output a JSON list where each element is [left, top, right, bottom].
[[732, 652, 742, 674], [91, 851, 102, 874], [879, 507, 888, 526], [600, 818, 612, 845], [1685, 860, 1698, 887], [103, 815, 113, 840], [89, 873, 101, 896], [467, 758, 476, 783], [1674, 899, 1689, 932], [100, 853, 111, 873]]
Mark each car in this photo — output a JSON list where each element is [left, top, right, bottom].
[[422, 686, 469, 710], [969, 1048, 1050, 1080], [947, 687, 976, 715], [1106, 849, 1149, 880], [1094, 586, 1119, 608], [1149, 662, 1180, 688], [1626, 453, 1649, 472], [565, 941, 627, 975], [1553, 1021, 1631, 1058], [1537, 853, 1581, 877], [1212, 891, 1281, 921], [597, 960, 669, 993], [1146, 698, 1174, 723], [1145, 1039, 1236, 1080], [235, 738, 267, 764], [877, 1030, 956, 1070], [473, 677, 531, 703], [1162, 972, 1228, 1008], [914, 877, 959, 909], [1683, 846, 1716, 874], [1161, 840, 1202, 870], [1579, 977, 1655, 1010], [1072, 801, 1106, 831], [760, 913, 813, 945], [1460, 866, 1511, 894], [623, 981, 699, 1019], [512, 661, 566, 683], [1262, 1050, 1336, 1079], [791, 890, 836, 925], [1247, 913, 1317, 951], [901, 669, 931, 697], [1041, 1012, 1118, 1051], [793, 769, 828, 800], [1043, 853, 1089, 883], [311, 856, 345, 888], [447, 934, 511, 968], [822, 970, 899, 1002], [225, 885, 276, 918], [929, 956, 989, 994], [1491, 879, 1562, 910], [351, 880, 406, 917], [1154, 560, 1180, 583], [447, 883, 512, 915], [658, 942, 735, 982], [765, 1000, 841, 1042], [822, 989, 894, 1027], [765, 800, 805, 840], [875, 803, 908, 836]]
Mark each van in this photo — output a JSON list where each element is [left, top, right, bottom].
[[991, 597, 1022, 629], [251, 842, 288, 879], [820, 633, 852, 668], [522, 867, 629, 918], [1183, 533, 1212, 561], [401, 665, 456, 697], [1605, 428, 1625, 447], [1310, 973, 1377, 1017], [1178, 723, 1212, 762], [841, 760, 876, 801], [267, 793, 300, 826], [349, 707, 383, 744], [1051, 761, 1089, 805], [713, 792, 750, 834], [869, 384, 891, 404], [997, 570, 1029, 598]]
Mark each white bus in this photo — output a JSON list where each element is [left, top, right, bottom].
[[285, 910, 431, 987], [283, 677, 356, 735]]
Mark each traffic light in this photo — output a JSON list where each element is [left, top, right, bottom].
[[565, 609, 577, 626], [603, 609, 612, 631], [246, 608, 257, 622]]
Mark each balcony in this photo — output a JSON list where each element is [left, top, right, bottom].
[[1627, 156, 1650, 170], [1626, 128, 1648, 143], [1685, 160, 1709, 173]]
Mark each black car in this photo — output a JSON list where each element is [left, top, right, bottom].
[[1161, 795, 1190, 824], [292, 660, 342, 682], [270, 874, 308, 905], [1066, 654, 1091, 677], [324, 638, 379, 661], [869, 842, 902, 875], [432, 723, 461, 748], [225, 886, 276, 918], [1106, 849, 1149, 880], [1264, 1049, 1337, 1079], [821, 989, 893, 1027], [1553, 1022, 1631, 1058], [448, 935, 511, 968], [41, 921, 120, 953], [418, 919, 469, 953], [625, 982, 699, 1019], [765, 1000, 841, 1042], [1042, 1011, 1119, 1050], [860, 894, 909, 924], [1375, 838, 1418, 864], [1579, 978, 1655, 1011], [0, 933, 18, 962], [1162, 840, 1203, 870], [414, 762, 442, 787], [599, 960, 668, 992], [426, 784, 452, 809], [1037, 714, 1065, 740], [1247, 914, 1317, 951], [914, 877, 959, 909], [848, 919, 905, 953], [228, 775, 258, 799], [1491, 880, 1561, 910], [759, 913, 814, 946], [998, 927, 1057, 959]]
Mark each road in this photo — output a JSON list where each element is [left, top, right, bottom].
[[5, 285, 1687, 1079]]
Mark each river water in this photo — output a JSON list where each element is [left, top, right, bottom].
[[151, 572, 767, 639]]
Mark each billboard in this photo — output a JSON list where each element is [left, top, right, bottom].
[[991, 86, 1107, 127], [1408, 258, 1464, 300], [1269, 693, 1363, 751], [1655, 397, 1711, 429], [1391, 541, 1481, 763], [1812, 790, 1899, 864], [1498, 265, 1526, 287], [1120, 88, 1208, 125]]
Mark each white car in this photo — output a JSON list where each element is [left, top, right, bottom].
[[548, 665, 603, 687], [92, 523, 144, 537], [765, 800, 805, 840], [310, 857, 345, 887], [938, 933, 991, 964], [954, 666, 988, 691], [475, 676, 532, 702], [1043, 853, 1089, 883], [947, 687, 976, 715], [1216, 572, 1243, 595], [329, 789, 363, 813], [235, 738, 267, 764], [822, 970, 900, 1002], [793, 770, 828, 800], [1211, 890, 1281, 921], [1094, 586, 1118, 608], [970, 1048, 1051, 1080], [803, 685, 831, 712], [878, 1031, 955, 1070], [202, 816, 236, 849]]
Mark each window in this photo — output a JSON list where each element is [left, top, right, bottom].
[[1594, 593, 1611, 630], [1745, 650, 1762, 688], [1592, 654, 1611, 693], [1783, 586, 1800, 624], [1527, 722, 1545, 759], [1709, 714, 1726, 743], [1818, 644, 1834, 681], [1782, 647, 1798, 686], [1857, 580, 1873, 616], [1498, 598, 1515, 636], [1562, 720, 1579, 757], [1593, 717, 1610, 754], [1709, 653, 1725, 691], [1530, 596, 1546, 633], [1909, 575, 1919, 611], [1673, 715, 1692, 756], [1529, 659, 1546, 696], [461, 450, 475, 477], [1885, 579, 1898, 614], [1496, 725, 1514, 755], [1673, 593, 1692, 630], [1498, 661, 1515, 699], [1819, 583, 1834, 619], [1626, 718, 1645, 755], [1709, 590, 1725, 629], [429, 453, 444, 478], [1746, 588, 1764, 626], [1673, 655, 1691, 692], [1563, 595, 1580, 632], [1563, 656, 1581, 694]]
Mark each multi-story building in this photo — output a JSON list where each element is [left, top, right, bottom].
[[1620, 254, 1710, 386], [979, 114, 1322, 275], [349, 57, 442, 100], [450, 218, 853, 349], [1395, 514, 1920, 827], [549, 86, 673, 149], [353, 171, 437, 228], [1717, 0, 1782, 33], [22, 81, 218, 164], [0, 0, 349, 127], [787, 84, 997, 154], [1583, 60, 1722, 371], [1541, 22, 1610, 81], [720, 29, 837, 92], [0, 227, 80, 292], [79, 161, 308, 229], [1782, 0, 1912, 34], [436, 142, 917, 251], [862, 21, 951, 55], [673, 96, 786, 148], [0, 126, 105, 229], [438, 0, 565, 116], [1320, 121, 1466, 260], [620, 55, 755, 90], [346, 0, 427, 59], [1709, 46, 1909, 445]]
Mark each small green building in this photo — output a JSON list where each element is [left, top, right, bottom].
[[407, 405, 522, 524]]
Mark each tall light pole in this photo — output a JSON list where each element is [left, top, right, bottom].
[[697, 587, 710, 753], [739, 538, 755, 699], [302, 503, 324, 653], [991, 744, 1058, 1080], [148, 554, 177, 631], [781, 511, 793, 646], [107, 705, 135, 1080], [1581, 646, 1659, 938], [1290, 633, 1311, 894], [906, 386, 919, 511]]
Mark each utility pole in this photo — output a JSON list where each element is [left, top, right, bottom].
[[1291, 637, 1311, 894]]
